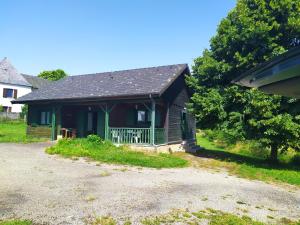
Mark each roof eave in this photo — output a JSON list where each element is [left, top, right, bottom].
[[12, 93, 161, 104], [233, 46, 300, 88]]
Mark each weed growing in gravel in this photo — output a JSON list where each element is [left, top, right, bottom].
[[85, 195, 96, 202], [201, 197, 208, 201], [90, 216, 116, 225], [113, 168, 129, 172], [99, 171, 110, 177], [236, 201, 247, 205]]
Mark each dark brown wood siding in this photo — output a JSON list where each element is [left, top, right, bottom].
[[162, 74, 196, 143]]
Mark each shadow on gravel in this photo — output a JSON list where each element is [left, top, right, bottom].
[[191, 147, 300, 172]]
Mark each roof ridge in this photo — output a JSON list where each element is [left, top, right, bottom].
[[69, 63, 188, 77]]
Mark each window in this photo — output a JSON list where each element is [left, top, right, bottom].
[[40, 111, 51, 125], [2, 88, 17, 98], [3, 88, 13, 98], [137, 110, 146, 122]]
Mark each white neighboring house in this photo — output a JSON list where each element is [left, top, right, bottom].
[[0, 57, 50, 113]]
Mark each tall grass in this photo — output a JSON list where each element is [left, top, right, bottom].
[[46, 136, 188, 168]]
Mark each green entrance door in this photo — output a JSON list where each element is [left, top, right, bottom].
[[181, 110, 188, 140]]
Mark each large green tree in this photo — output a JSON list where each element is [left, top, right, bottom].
[[188, 0, 300, 161], [38, 69, 67, 81]]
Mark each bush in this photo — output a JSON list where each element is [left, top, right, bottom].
[[20, 105, 28, 119], [87, 134, 103, 144]]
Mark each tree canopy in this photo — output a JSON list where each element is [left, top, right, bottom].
[[187, 0, 300, 161], [38, 69, 67, 81]]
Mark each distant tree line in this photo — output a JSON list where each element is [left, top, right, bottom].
[[38, 69, 67, 81]]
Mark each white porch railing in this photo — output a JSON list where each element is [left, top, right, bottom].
[[108, 127, 166, 145]]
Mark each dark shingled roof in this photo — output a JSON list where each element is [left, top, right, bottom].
[[22, 74, 51, 89], [14, 64, 189, 103]]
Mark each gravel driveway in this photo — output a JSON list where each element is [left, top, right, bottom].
[[0, 143, 299, 224]]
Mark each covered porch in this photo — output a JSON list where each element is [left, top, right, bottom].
[[28, 99, 170, 146]]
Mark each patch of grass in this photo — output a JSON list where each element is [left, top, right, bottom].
[[0, 220, 32, 225], [0, 120, 47, 143], [194, 134, 300, 186], [209, 212, 264, 225], [141, 208, 265, 225], [90, 216, 116, 225], [46, 138, 188, 168]]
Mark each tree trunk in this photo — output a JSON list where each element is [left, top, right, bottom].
[[270, 146, 278, 163]]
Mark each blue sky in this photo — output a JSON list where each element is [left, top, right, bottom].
[[0, 0, 236, 75]]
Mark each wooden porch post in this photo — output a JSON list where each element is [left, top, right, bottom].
[[165, 102, 169, 144], [56, 105, 62, 137], [51, 106, 56, 141], [104, 105, 109, 140], [151, 99, 156, 145]]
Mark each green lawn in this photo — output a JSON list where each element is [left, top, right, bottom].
[[0, 120, 46, 143], [196, 134, 300, 186], [0, 220, 32, 225], [46, 137, 188, 168]]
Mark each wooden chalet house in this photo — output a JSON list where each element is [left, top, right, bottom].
[[14, 64, 196, 148]]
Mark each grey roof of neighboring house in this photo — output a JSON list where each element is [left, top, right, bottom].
[[233, 46, 300, 98], [0, 57, 32, 87], [14, 64, 189, 103], [22, 74, 51, 89]]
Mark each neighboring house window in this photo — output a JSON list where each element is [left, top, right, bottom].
[[2, 88, 18, 99], [2, 106, 12, 113], [137, 110, 146, 122], [40, 111, 51, 125]]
